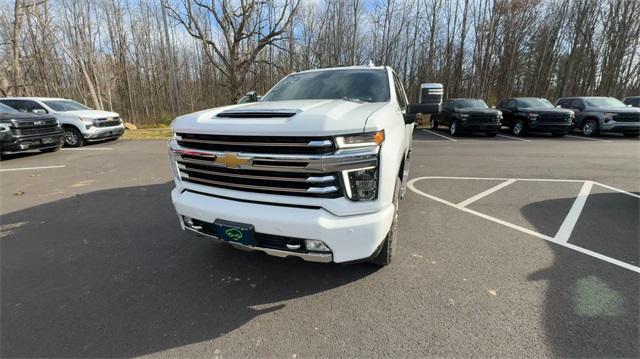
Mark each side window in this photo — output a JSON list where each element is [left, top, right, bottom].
[[557, 99, 570, 108], [23, 100, 48, 113], [633, 98, 640, 106], [505, 100, 516, 110], [571, 99, 585, 110], [0, 99, 28, 111], [392, 73, 408, 109]]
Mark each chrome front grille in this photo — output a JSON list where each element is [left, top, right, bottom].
[[467, 115, 499, 123], [10, 124, 62, 137], [538, 113, 570, 123], [171, 134, 378, 198], [176, 133, 334, 154], [95, 117, 122, 127]]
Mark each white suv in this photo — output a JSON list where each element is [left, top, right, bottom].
[[0, 97, 124, 147], [168, 66, 440, 265]]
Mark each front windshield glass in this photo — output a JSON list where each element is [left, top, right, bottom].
[[42, 100, 91, 112], [516, 98, 554, 108], [262, 69, 390, 102], [584, 97, 626, 107], [453, 99, 488, 109], [0, 103, 19, 114]]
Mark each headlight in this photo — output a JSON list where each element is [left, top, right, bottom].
[[335, 130, 384, 148], [0, 124, 10, 133], [342, 167, 378, 201], [80, 117, 95, 129], [527, 113, 539, 119], [603, 112, 616, 120], [459, 114, 469, 119]]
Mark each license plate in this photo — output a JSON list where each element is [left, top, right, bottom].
[[215, 219, 255, 246], [41, 137, 56, 144]]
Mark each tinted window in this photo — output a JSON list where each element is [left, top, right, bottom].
[[42, 100, 91, 112], [556, 99, 571, 108], [570, 99, 585, 110], [262, 69, 390, 103], [452, 99, 488, 109], [1, 99, 28, 111], [516, 98, 554, 108], [0, 102, 19, 113]]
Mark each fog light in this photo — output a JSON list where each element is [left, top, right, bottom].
[[305, 239, 331, 252], [183, 216, 194, 228], [345, 167, 378, 200]]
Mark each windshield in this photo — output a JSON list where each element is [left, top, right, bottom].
[[0, 103, 19, 114], [584, 97, 627, 107], [262, 69, 390, 103], [516, 98, 554, 108], [42, 100, 91, 112], [453, 99, 488, 109]]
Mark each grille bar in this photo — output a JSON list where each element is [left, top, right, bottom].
[[181, 174, 338, 195], [177, 163, 334, 183]]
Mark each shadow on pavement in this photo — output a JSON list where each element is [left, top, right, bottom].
[[1, 182, 378, 357], [522, 193, 639, 357]]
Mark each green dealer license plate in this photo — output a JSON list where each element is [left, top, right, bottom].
[[215, 219, 256, 246]]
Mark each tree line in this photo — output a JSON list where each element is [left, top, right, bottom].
[[1, 0, 639, 125]]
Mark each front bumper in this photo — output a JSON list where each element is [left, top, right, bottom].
[[527, 123, 571, 133], [171, 188, 395, 263], [458, 123, 501, 131], [0, 134, 64, 154], [84, 125, 125, 141], [600, 122, 640, 134]]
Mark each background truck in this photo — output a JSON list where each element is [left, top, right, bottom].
[[0, 103, 64, 160], [556, 96, 640, 137], [0, 97, 124, 147], [168, 66, 441, 265]]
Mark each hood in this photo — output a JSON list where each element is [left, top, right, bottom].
[[0, 112, 56, 123], [171, 99, 389, 136], [57, 110, 120, 119], [520, 107, 573, 115], [457, 108, 501, 115], [591, 106, 640, 114]]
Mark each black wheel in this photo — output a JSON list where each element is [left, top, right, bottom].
[[486, 132, 497, 137], [581, 119, 598, 137], [430, 118, 438, 130], [449, 120, 460, 136], [551, 132, 566, 137], [623, 133, 639, 138], [369, 178, 400, 266], [512, 120, 525, 136], [40, 146, 62, 153], [64, 126, 85, 147]]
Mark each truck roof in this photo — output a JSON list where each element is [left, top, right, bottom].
[[293, 65, 388, 75]]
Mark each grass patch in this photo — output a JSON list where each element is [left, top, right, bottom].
[[122, 127, 172, 140]]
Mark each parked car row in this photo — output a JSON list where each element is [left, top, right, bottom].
[[0, 97, 124, 160], [431, 96, 640, 138]]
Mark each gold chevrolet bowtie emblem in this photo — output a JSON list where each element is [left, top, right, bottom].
[[214, 152, 251, 169]]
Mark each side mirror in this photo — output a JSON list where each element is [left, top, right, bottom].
[[628, 104, 633, 108], [32, 109, 47, 114], [403, 113, 417, 124], [245, 91, 258, 103], [556, 105, 562, 108]]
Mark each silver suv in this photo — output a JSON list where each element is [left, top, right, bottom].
[[556, 97, 640, 137]]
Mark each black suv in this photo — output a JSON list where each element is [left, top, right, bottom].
[[556, 97, 640, 137], [0, 103, 64, 160], [622, 96, 640, 108], [496, 97, 573, 137], [431, 98, 502, 136]]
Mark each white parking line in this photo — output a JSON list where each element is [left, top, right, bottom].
[[496, 134, 532, 142], [0, 165, 66, 172], [565, 135, 612, 143], [457, 179, 516, 207], [408, 176, 640, 274], [420, 129, 458, 142], [61, 147, 113, 151], [554, 181, 594, 243]]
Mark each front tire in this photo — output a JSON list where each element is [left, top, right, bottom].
[[369, 178, 400, 266], [449, 120, 460, 136], [64, 126, 85, 147], [430, 118, 438, 130], [581, 119, 599, 137], [512, 120, 525, 136]]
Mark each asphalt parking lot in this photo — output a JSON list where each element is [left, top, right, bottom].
[[1, 132, 638, 357]]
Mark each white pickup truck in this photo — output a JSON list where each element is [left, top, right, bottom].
[[168, 66, 441, 265]]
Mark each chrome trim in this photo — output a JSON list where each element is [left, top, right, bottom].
[[184, 227, 333, 263], [170, 141, 378, 173], [178, 164, 336, 184], [177, 137, 332, 148], [181, 176, 338, 194]]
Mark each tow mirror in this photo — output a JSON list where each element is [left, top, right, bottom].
[[246, 91, 258, 103], [409, 83, 444, 115]]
